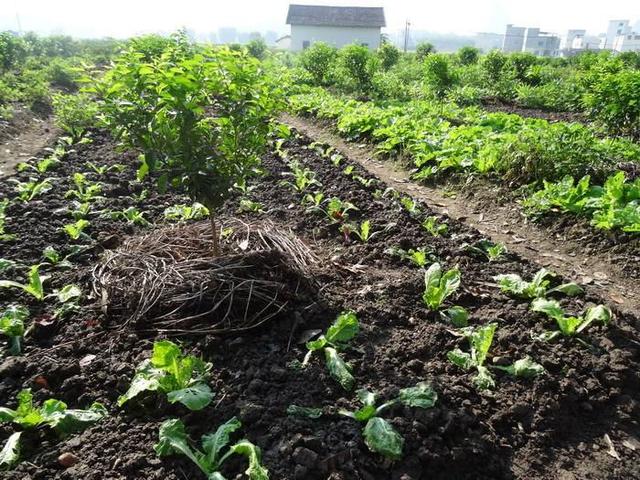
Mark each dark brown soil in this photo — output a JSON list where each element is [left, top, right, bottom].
[[480, 99, 587, 124], [0, 128, 639, 480]]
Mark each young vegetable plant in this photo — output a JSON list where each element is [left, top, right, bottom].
[[494, 268, 582, 299], [339, 383, 438, 459], [399, 197, 420, 216], [65, 173, 103, 203], [109, 207, 151, 227], [303, 312, 359, 391], [85, 161, 126, 175], [465, 240, 507, 261], [422, 216, 448, 236], [448, 323, 544, 390], [118, 340, 213, 411], [0, 306, 28, 355], [302, 192, 325, 210], [0, 265, 48, 301], [164, 203, 210, 221], [422, 263, 461, 311], [155, 417, 268, 480], [0, 388, 107, 433], [281, 160, 321, 193], [42, 246, 78, 269], [531, 299, 612, 342], [386, 246, 434, 268], [11, 178, 53, 202], [0, 199, 16, 241], [238, 199, 264, 214], [341, 220, 374, 243], [63, 219, 91, 241], [324, 197, 358, 224], [0, 432, 21, 469]]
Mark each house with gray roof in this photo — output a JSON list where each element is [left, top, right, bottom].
[[286, 4, 385, 51]]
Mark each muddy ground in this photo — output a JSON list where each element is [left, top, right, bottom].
[[0, 128, 639, 480]]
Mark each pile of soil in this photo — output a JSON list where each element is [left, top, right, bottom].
[[0, 128, 639, 480]]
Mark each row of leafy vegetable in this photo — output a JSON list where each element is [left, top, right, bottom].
[[288, 88, 640, 234]]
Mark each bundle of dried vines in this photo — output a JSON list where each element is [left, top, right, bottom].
[[91, 219, 317, 334]]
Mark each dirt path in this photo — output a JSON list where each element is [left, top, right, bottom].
[[0, 114, 58, 177], [282, 113, 640, 315]]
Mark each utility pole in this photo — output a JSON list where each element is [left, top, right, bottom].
[[16, 13, 22, 35], [403, 19, 411, 52]]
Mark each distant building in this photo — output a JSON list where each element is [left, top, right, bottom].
[[602, 19, 640, 52], [613, 32, 640, 52], [605, 20, 632, 49], [475, 32, 504, 52], [285, 4, 385, 51], [502, 24, 560, 56], [275, 35, 292, 50]]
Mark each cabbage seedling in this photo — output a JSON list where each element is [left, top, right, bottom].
[[85, 161, 126, 175], [281, 160, 321, 193], [341, 220, 374, 243], [0, 432, 21, 469], [0, 199, 16, 242], [118, 340, 213, 411], [65, 173, 103, 203], [109, 207, 150, 227], [464, 240, 506, 261], [0, 306, 28, 355], [531, 299, 612, 341], [303, 311, 359, 391], [11, 178, 53, 202], [422, 216, 448, 236], [164, 203, 210, 221], [422, 263, 461, 311], [238, 199, 264, 214], [0, 264, 49, 301], [155, 417, 268, 480], [63, 219, 90, 241], [339, 383, 437, 459], [494, 268, 582, 299]]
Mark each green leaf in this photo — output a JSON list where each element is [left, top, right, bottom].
[[228, 440, 269, 480], [556, 316, 583, 336], [45, 402, 107, 434], [494, 274, 528, 297], [531, 298, 565, 321], [155, 419, 204, 470], [439, 306, 469, 327], [496, 357, 545, 379], [363, 417, 404, 460], [473, 366, 495, 390], [579, 305, 612, 333], [548, 283, 583, 296], [117, 360, 163, 406], [397, 382, 438, 409], [423, 263, 460, 310], [0, 432, 21, 469], [325, 311, 359, 345], [56, 284, 82, 303], [469, 323, 496, 366], [12, 389, 43, 427], [286, 405, 323, 419], [305, 336, 327, 352], [447, 348, 474, 369], [202, 416, 241, 468], [166, 383, 213, 411], [324, 347, 354, 391]]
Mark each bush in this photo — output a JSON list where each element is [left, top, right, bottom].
[[45, 58, 80, 90], [415, 42, 435, 61], [337, 44, 376, 93], [481, 50, 507, 84], [583, 69, 640, 140], [458, 46, 480, 66], [448, 85, 483, 106], [299, 42, 337, 85], [377, 43, 400, 70], [506, 52, 538, 83], [52, 92, 98, 141], [0, 32, 27, 72], [246, 38, 267, 60], [424, 54, 457, 97]]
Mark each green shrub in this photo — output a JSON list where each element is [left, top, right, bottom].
[[337, 44, 376, 93], [458, 46, 480, 66], [424, 54, 457, 97], [415, 42, 435, 61], [299, 42, 337, 85], [481, 50, 507, 84], [0, 32, 27, 72], [506, 52, 538, 83], [246, 38, 267, 60], [52, 92, 98, 141], [45, 58, 80, 90], [377, 42, 400, 70]]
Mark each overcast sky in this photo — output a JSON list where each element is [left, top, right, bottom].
[[1, 0, 639, 38]]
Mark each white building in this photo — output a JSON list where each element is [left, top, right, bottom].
[[285, 4, 385, 51], [605, 20, 632, 50], [275, 35, 292, 50], [612, 32, 640, 52], [502, 24, 560, 56]]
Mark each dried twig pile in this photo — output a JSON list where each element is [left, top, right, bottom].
[[92, 219, 317, 334]]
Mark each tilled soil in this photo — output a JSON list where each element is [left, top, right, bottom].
[[0, 129, 639, 480]]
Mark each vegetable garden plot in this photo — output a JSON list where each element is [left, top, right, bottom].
[[0, 127, 639, 480]]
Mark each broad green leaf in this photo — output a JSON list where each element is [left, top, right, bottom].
[[439, 306, 468, 327], [167, 383, 213, 411], [496, 357, 545, 379], [0, 432, 21, 469], [531, 298, 565, 321], [423, 262, 443, 309], [56, 284, 82, 303], [13, 390, 43, 427], [397, 382, 438, 409], [229, 440, 269, 480], [473, 366, 495, 390], [286, 405, 323, 419], [579, 305, 612, 333], [470, 323, 497, 366], [325, 311, 359, 345], [117, 360, 163, 406], [548, 283, 583, 296], [363, 417, 404, 460], [494, 274, 528, 297], [202, 416, 241, 468], [0, 306, 28, 339], [324, 347, 354, 391], [360, 220, 371, 241], [45, 402, 107, 434], [441, 268, 461, 299], [351, 405, 377, 422], [356, 389, 377, 407], [305, 336, 327, 352], [447, 348, 474, 369], [155, 419, 204, 470], [557, 316, 583, 336]]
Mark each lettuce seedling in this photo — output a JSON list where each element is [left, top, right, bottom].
[[0, 306, 28, 355], [85, 162, 126, 175], [439, 306, 469, 328], [303, 312, 359, 391], [339, 383, 437, 459], [63, 219, 90, 241], [0, 389, 107, 433], [464, 240, 506, 261], [0, 264, 49, 301], [494, 268, 582, 299], [341, 220, 374, 243], [109, 207, 150, 227], [422, 216, 448, 236], [422, 263, 461, 311], [118, 340, 213, 411], [155, 417, 268, 480], [65, 173, 103, 203], [302, 192, 324, 210], [531, 299, 612, 341], [238, 199, 264, 214], [448, 323, 498, 390], [281, 160, 322, 193], [164, 203, 210, 221], [11, 178, 53, 202], [386, 246, 435, 268], [42, 246, 76, 269], [0, 431, 21, 469], [0, 199, 16, 242], [399, 197, 420, 216]]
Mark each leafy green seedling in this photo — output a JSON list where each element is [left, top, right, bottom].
[[531, 299, 612, 341], [422, 216, 448, 236], [0, 432, 21, 469], [325, 197, 358, 224], [281, 160, 321, 193], [63, 219, 90, 240], [286, 405, 323, 419], [118, 340, 213, 410], [110, 206, 150, 226], [164, 203, 210, 221], [85, 161, 126, 175], [339, 383, 438, 459], [385, 246, 435, 268], [0, 265, 49, 301], [439, 306, 469, 328], [352, 175, 377, 188], [303, 312, 359, 391], [238, 199, 264, 214], [302, 192, 325, 210], [399, 197, 420, 216], [343, 165, 355, 176], [69, 201, 92, 220], [11, 178, 53, 202], [0, 306, 28, 355], [422, 263, 461, 311], [65, 173, 103, 202], [17, 155, 60, 174], [42, 246, 74, 269], [0, 199, 16, 241], [0, 389, 107, 433], [494, 268, 582, 299], [155, 417, 269, 480], [330, 153, 343, 166], [493, 357, 546, 378], [341, 220, 374, 243], [131, 188, 150, 202], [465, 240, 506, 261]]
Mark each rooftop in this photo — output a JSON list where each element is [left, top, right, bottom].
[[286, 4, 386, 28]]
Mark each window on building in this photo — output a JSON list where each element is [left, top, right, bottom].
[[361, 43, 368, 47], [302, 40, 310, 49]]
